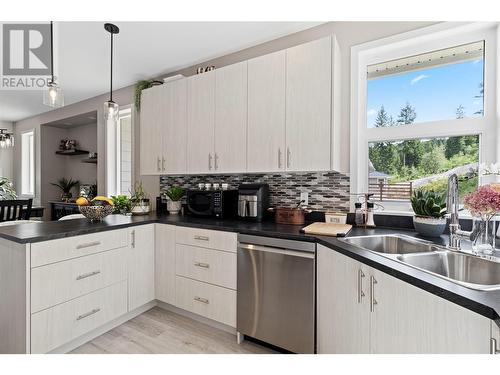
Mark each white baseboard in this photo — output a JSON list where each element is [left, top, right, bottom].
[[47, 301, 157, 354]]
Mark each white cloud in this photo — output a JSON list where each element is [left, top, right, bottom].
[[367, 109, 377, 116], [410, 74, 429, 85]]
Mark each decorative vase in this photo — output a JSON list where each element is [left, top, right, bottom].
[[413, 216, 447, 237], [472, 216, 495, 255], [61, 192, 72, 202], [131, 199, 150, 215], [167, 200, 182, 215]]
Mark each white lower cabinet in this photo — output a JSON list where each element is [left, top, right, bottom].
[[317, 244, 494, 354], [155, 224, 176, 305], [31, 281, 128, 354], [128, 224, 155, 311]]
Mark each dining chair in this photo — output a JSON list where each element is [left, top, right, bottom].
[[0, 199, 33, 222]]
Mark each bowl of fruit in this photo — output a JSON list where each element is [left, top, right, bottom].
[[76, 196, 114, 222]]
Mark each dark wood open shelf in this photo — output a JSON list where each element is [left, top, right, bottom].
[[55, 149, 89, 156], [82, 158, 97, 164]]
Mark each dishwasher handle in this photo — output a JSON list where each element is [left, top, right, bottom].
[[238, 242, 315, 259]]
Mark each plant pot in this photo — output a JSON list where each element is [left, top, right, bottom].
[[61, 192, 72, 202], [167, 200, 182, 215], [413, 216, 447, 237], [131, 199, 150, 215]]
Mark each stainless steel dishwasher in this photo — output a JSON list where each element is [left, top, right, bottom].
[[237, 234, 316, 353]]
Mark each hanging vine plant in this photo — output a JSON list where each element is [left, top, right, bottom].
[[134, 79, 163, 111]]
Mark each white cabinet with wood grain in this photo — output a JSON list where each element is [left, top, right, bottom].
[[214, 61, 248, 173], [187, 71, 216, 174], [247, 50, 286, 172], [317, 244, 494, 354], [128, 224, 155, 311], [155, 224, 176, 305], [140, 84, 164, 175]]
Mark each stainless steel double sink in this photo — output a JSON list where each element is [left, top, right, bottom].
[[341, 234, 500, 291]]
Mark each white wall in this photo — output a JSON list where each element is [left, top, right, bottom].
[[12, 21, 437, 208], [0, 121, 14, 181]]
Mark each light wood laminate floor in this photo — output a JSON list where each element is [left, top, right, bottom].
[[71, 307, 275, 354]]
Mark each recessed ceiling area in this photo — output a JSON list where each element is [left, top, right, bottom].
[[42, 111, 97, 128], [0, 22, 320, 122]]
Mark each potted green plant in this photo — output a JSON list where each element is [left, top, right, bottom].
[[165, 186, 185, 215], [111, 195, 132, 215], [51, 177, 80, 202], [134, 79, 163, 111], [130, 181, 150, 215], [0, 177, 17, 200], [411, 190, 447, 237]]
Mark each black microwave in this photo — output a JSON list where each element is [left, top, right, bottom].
[[186, 189, 238, 218]]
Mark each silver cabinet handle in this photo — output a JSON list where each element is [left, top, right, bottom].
[[162, 157, 166, 171], [131, 230, 136, 249], [370, 275, 378, 312], [194, 235, 209, 241], [286, 147, 291, 168], [208, 153, 212, 170], [357, 269, 365, 303], [157, 157, 161, 171], [76, 308, 101, 321], [76, 241, 101, 250], [76, 270, 101, 281], [278, 148, 282, 169], [194, 296, 209, 304], [491, 338, 500, 354], [194, 262, 210, 269], [214, 153, 219, 170]]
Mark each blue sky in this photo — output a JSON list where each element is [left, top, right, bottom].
[[366, 59, 484, 127]]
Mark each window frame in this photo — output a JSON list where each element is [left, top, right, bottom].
[[20, 129, 35, 197], [350, 22, 498, 213], [115, 107, 133, 196]]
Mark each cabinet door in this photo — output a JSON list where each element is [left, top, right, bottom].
[[163, 79, 187, 174], [369, 267, 491, 353], [128, 225, 155, 310], [140, 85, 163, 175], [214, 61, 248, 173], [187, 71, 216, 174], [247, 50, 286, 173], [285, 37, 331, 171], [317, 245, 370, 353], [155, 224, 176, 305]]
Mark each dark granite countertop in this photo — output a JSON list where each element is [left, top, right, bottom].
[[1, 213, 499, 324]]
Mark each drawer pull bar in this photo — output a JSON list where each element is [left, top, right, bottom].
[[194, 296, 209, 304], [194, 235, 209, 241], [76, 270, 101, 280], [76, 308, 101, 321], [194, 262, 210, 269], [76, 241, 101, 249]]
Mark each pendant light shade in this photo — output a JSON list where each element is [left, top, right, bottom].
[[43, 21, 64, 108], [104, 23, 120, 122]]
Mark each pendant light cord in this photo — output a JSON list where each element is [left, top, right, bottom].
[[50, 21, 54, 84], [110, 32, 113, 102]]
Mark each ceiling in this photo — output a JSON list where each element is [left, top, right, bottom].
[[43, 111, 97, 128], [0, 22, 320, 122]]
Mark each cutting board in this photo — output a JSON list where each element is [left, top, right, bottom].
[[300, 222, 352, 237]]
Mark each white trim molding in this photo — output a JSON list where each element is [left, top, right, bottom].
[[350, 22, 499, 212]]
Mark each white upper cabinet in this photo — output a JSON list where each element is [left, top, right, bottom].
[[187, 71, 216, 174], [285, 36, 332, 172], [214, 61, 248, 173], [247, 50, 286, 172], [140, 85, 163, 175], [163, 79, 187, 174]]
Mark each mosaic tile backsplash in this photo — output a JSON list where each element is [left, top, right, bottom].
[[159, 171, 350, 212]]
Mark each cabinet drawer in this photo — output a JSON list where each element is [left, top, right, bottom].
[[175, 276, 236, 327], [175, 227, 237, 252], [31, 247, 128, 313], [31, 281, 127, 353], [175, 244, 236, 289], [31, 229, 128, 267]]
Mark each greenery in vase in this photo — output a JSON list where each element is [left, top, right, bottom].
[[410, 190, 447, 218], [50, 177, 79, 199], [165, 186, 185, 202], [0, 177, 17, 200], [130, 181, 149, 204], [111, 195, 132, 213]]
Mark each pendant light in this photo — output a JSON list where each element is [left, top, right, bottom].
[[0, 129, 14, 149], [43, 21, 64, 107], [104, 23, 120, 122]]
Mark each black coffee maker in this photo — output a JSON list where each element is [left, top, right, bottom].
[[237, 183, 269, 222]]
